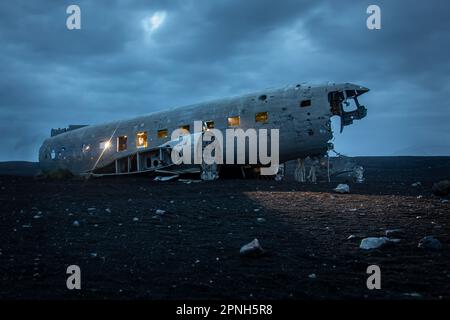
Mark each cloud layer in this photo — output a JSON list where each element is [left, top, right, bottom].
[[1, 0, 449, 161]]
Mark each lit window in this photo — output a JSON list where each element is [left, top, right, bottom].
[[204, 120, 214, 130], [227, 116, 240, 127], [99, 140, 112, 150], [157, 129, 168, 139], [117, 136, 127, 151], [255, 112, 268, 123], [300, 100, 311, 107], [136, 132, 148, 148], [180, 125, 190, 131]]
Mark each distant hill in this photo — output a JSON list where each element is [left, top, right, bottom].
[[0, 161, 40, 176], [392, 145, 450, 156]]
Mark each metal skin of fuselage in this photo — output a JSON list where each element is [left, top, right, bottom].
[[38, 83, 369, 176]]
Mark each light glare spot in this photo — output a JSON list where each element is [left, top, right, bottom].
[[142, 11, 166, 32]]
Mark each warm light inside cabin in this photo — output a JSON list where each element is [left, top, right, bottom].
[[136, 132, 148, 148], [227, 116, 240, 127]]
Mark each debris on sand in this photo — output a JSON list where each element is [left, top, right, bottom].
[[155, 209, 166, 215], [403, 292, 423, 298], [334, 184, 350, 194], [385, 228, 405, 238], [105, 208, 112, 213], [418, 236, 442, 251], [411, 182, 422, 187], [240, 238, 265, 257], [359, 237, 400, 250], [308, 273, 317, 279], [256, 217, 266, 223], [72, 220, 80, 227], [432, 180, 450, 196], [132, 217, 139, 222], [154, 175, 179, 182]]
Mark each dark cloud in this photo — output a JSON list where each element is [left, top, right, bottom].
[[0, 0, 449, 160]]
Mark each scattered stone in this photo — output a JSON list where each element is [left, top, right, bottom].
[[105, 208, 112, 213], [308, 273, 317, 279], [347, 235, 356, 240], [403, 292, 423, 298], [334, 184, 350, 194], [133, 217, 139, 222], [411, 182, 422, 187], [256, 217, 266, 223], [418, 236, 442, 251], [359, 237, 399, 250], [72, 220, 80, 227], [253, 208, 261, 212], [442, 199, 449, 204], [33, 215, 42, 219], [87, 208, 96, 212], [90, 252, 98, 258], [432, 180, 450, 196], [417, 195, 423, 199], [240, 238, 265, 257], [155, 209, 166, 215], [385, 228, 405, 238]]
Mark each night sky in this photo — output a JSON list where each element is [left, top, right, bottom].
[[1, 0, 449, 161]]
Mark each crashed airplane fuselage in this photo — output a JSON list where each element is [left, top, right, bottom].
[[39, 83, 369, 178]]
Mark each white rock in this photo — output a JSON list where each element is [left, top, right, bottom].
[[87, 208, 96, 212], [105, 208, 112, 213], [72, 220, 80, 227], [155, 209, 166, 215], [240, 238, 264, 256], [360, 237, 391, 250], [334, 184, 350, 194], [308, 273, 317, 279], [411, 182, 422, 187], [256, 218, 266, 223], [418, 236, 442, 251], [133, 217, 139, 222]]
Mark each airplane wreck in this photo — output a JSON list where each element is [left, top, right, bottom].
[[38, 83, 369, 180]]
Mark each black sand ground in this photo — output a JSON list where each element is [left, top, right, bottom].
[[0, 157, 449, 299]]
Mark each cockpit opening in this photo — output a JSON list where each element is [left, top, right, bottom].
[[328, 89, 368, 132]]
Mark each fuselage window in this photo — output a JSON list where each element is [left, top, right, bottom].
[[82, 144, 91, 153], [157, 129, 168, 139], [227, 116, 240, 127], [180, 125, 190, 132], [255, 112, 268, 123], [300, 100, 311, 107], [50, 150, 56, 160], [136, 132, 148, 148], [117, 136, 127, 151], [203, 120, 214, 131]]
